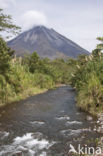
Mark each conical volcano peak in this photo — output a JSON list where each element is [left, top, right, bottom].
[[29, 25, 50, 33], [8, 25, 89, 59]]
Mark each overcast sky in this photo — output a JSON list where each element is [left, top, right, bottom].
[[0, 0, 103, 52]]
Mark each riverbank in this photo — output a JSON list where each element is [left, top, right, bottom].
[[0, 83, 66, 109], [0, 87, 48, 108]]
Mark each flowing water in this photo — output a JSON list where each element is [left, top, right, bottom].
[[0, 86, 102, 156]]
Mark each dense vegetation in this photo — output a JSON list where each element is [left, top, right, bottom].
[[0, 34, 72, 106], [70, 37, 103, 115]]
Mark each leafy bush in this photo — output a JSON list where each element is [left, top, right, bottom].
[[33, 73, 54, 89]]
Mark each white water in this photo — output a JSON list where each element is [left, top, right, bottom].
[[0, 132, 55, 156], [65, 120, 82, 126], [55, 115, 70, 120]]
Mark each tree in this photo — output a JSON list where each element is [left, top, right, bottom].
[[0, 9, 21, 38], [0, 37, 14, 75], [0, 9, 21, 75], [28, 52, 40, 73], [0, 9, 21, 90]]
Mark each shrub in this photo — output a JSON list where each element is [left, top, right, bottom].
[[33, 73, 54, 89], [77, 74, 103, 114]]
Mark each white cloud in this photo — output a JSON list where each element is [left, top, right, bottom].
[[0, 0, 16, 9], [20, 10, 47, 31]]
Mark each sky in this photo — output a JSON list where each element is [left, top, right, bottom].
[[0, 0, 103, 52]]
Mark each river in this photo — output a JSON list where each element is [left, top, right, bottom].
[[0, 86, 102, 156]]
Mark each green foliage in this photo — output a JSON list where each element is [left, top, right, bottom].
[[23, 52, 71, 84], [92, 36, 103, 57], [0, 9, 21, 37], [0, 9, 21, 105], [33, 73, 54, 89], [0, 37, 14, 75], [0, 47, 71, 106], [70, 37, 103, 115], [27, 52, 41, 73], [77, 74, 103, 114]]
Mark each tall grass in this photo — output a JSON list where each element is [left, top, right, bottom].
[[70, 54, 103, 115]]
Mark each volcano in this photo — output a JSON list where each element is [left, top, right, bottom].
[[8, 26, 89, 59]]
